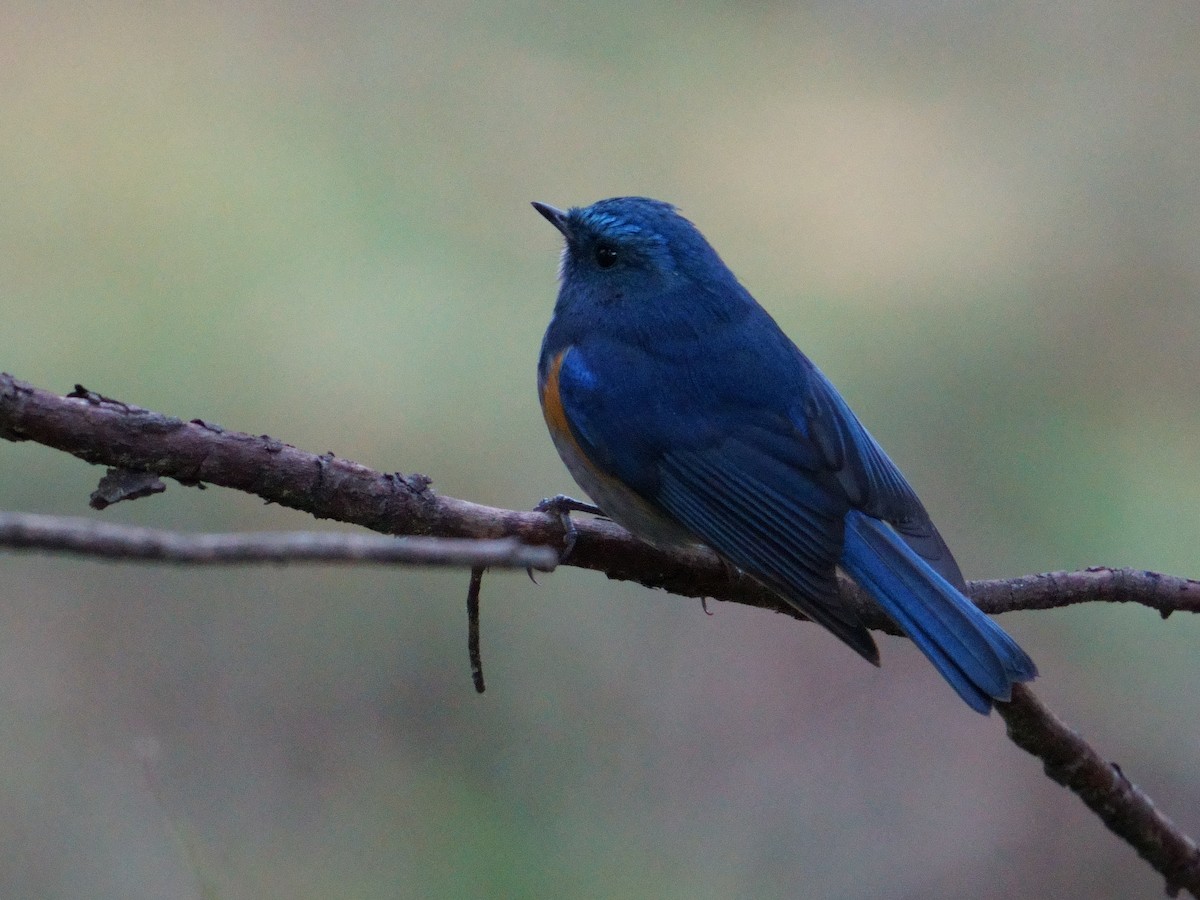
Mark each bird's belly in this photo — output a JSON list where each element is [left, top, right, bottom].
[[548, 428, 696, 549]]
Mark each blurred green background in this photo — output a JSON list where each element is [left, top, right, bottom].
[[2, 4, 1198, 898]]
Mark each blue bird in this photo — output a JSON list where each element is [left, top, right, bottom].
[[533, 197, 1036, 713]]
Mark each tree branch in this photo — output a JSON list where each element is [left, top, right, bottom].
[[3, 372, 1199, 897], [999, 685, 1200, 897], [0, 511, 558, 570], [3, 374, 1196, 621], [970, 567, 1200, 620]]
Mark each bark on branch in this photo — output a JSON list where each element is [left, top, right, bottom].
[[2, 372, 1198, 897]]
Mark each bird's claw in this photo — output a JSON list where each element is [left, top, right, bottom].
[[535, 494, 605, 518], [529, 494, 603, 577]]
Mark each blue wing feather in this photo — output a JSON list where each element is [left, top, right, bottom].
[[802, 366, 967, 589], [659, 441, 879, 663], [841, 510, 1037, 712], [553, 332, 878, 659]]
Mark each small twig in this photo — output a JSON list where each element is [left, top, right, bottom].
[[467, 566, 486, 693], [0, 511, 559, 570]]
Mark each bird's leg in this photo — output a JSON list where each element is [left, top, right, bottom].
[[531, 494, 605, 574]]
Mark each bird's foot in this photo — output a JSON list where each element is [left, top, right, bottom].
[[531, 494, 604, 576]]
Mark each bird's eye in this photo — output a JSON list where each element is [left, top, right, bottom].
[[594, 244, 618, 269]]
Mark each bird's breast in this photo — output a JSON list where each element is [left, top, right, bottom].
[[539, 346, 695, 548]]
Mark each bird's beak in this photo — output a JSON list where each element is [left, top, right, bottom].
[[531, 201, 569, 237]]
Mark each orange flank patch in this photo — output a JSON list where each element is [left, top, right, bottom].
[[541, 349, 575, 446], [541, 347, 613, 485]]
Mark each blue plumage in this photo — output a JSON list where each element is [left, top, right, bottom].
[[841, 510, 1036, 712], [534, 197, 1036, 713]]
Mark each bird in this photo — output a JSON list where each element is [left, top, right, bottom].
[[532, 196, 1036, 714]]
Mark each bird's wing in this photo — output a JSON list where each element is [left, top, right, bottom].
[[655, 426, 879, 663], [555, 338, 879, 663], [799, 364, 967, 590]]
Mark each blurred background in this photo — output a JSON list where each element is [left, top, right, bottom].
[[1, 3, 1198, 898]]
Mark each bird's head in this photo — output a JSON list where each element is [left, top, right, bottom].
[[532, 197, 735, 297]]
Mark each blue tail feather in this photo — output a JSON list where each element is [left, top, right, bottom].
[[840, 510, 1037, 714]]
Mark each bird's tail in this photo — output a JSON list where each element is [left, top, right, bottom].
[[840, 509, 1037, 713]]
